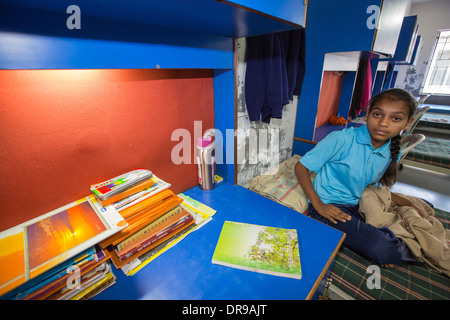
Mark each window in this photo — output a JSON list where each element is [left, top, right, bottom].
[[421, 30, 450, 95]]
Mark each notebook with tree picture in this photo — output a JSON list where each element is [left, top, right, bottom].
[[212, 221, 302, 279]]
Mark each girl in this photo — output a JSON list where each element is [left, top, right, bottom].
[[295, 88, 420, 265]]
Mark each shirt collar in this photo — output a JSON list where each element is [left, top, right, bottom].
[[356, 125, 391, 158]]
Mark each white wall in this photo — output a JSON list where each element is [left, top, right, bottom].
[[394, 0, 450, 96]]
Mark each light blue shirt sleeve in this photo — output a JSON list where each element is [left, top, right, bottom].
[[299, 130, 347, 173]]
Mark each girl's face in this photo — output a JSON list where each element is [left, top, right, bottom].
[[366, 97, 414, 149]]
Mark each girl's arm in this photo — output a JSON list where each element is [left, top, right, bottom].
[[295, 162, 351, 224], [391, 192, 426, 218]]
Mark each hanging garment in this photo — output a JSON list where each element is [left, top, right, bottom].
[[349, 59, 368, 119], [245, 28, 306, 123], [382, 62, 394, 91], [359, 59, 372, 114], [286, 28, 306, 100]]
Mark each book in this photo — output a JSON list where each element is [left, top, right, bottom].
[[120, 194, 216, 276], [212, 221, 302, 279], [0, 196, 127, 296], [70, 264, 116, 300], [1, 246, 97, 300], [118, 189, 177, 220], [99, 190, 183, 249], [112, 174, 171, 212], [114, 212, 194, 261], [90, 169, 153, 202], [120, 222, 197, 275], [97, 178, 154, 207], [108, 216, 195, 269], [21, 247, 110, 300], [115, 205, 183, 251], [53, 261, 111, 300]]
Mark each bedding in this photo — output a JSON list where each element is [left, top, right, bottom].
[[359, 185, 450, 277], [247, 155, 450, 300], [247, 154, 310, 214], [404, 136, 450, 169]]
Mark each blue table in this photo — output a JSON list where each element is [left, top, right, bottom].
[[93, 183, 345, 300]]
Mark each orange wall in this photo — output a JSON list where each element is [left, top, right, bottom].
[[315, 71, 344, 127], [0, 69, 214, 231]]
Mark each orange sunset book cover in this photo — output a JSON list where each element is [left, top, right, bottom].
[[27, 201, 107, 270], [0, 199, 111, 296]]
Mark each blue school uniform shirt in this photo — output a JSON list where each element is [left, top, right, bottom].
[[299, 125, 392, 205]]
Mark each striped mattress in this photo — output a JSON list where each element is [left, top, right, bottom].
[[330, 208, 450, 300]]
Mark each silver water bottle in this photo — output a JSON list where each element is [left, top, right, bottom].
[[196, 130, 215, 191]]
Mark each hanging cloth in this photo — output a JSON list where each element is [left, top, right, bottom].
[[359, 59, 372, 115], [245, 28, 306, 123], [349, 59, 368, 119]]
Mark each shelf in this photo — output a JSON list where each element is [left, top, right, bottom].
[[380, 15, 419, 64], [305, 0, 408, 56], [0, 0, 305, 38], [0, 0, 305, 70]]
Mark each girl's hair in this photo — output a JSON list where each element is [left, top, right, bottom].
[[367, 88, 417, 187]]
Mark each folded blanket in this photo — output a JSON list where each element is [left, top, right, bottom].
[[359, 185, 450, 277]]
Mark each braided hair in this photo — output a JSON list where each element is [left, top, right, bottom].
[[369, 89, 417, 187]]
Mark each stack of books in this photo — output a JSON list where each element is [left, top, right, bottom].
[[0, 193, 127, 300], [0, 169, 212, 300], [119, 192, 217, 276], [94, 170, 195, 270], [2, 245, 117, 300]]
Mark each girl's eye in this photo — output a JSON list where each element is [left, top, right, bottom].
[[373, 112, 381, 117], [393, 117, 403, 122]]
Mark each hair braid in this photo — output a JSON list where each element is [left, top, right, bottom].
[[390, 134, 402, 160], [379, 134, 402, 187]]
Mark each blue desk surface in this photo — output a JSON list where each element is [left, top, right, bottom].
[[93, 183, 345, 300]]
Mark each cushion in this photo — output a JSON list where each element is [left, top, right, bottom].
[[247, 155, 310, 214]]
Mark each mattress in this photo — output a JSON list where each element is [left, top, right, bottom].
[[405, 136, 450, 169], [330, 208, 450, 300]]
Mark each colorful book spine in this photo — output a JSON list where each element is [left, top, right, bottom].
[[116, 214, 193, 261], [69, 269, 115, 300], [112, 175, 171, 211], [98, 179, 154, 206], [90, 169, 153, 201], [3, 246, 97, 300], [115, 206, 182, 251]]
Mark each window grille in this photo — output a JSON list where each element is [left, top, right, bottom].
[[421, 30, 450, 95]]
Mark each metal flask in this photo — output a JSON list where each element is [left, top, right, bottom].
[[196, 130, 215, 191]]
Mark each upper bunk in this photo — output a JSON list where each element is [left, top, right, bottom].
[[0, 0, 306, 70]]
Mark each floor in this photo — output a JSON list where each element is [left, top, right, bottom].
[[392, 112, 450, 212], [392, 164, 450, 212]]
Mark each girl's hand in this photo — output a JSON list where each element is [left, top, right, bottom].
[[315, 203, 352, 224], [391, 193, 427, 219], [411, 204, 427, 219]]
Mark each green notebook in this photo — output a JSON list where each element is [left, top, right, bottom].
[[212, 221, 302, 279]]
